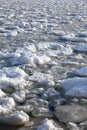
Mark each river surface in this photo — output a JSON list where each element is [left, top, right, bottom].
[[0, 0, 87, 129]]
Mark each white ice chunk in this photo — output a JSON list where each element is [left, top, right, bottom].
[[0, 89, 7, 98], [74, 67, 87, 77], [5, 30, 18, 37], [36, 42, 49, 51], [0, 97, 16, 115], [37, 118, 64, 130], [0, 67, 29, 91], [12, 91, 26, 103], [0, 111, 29, 126], [33, 55, 51, 65], [62, 78, 87, 97], [12, 54, 51, 66]]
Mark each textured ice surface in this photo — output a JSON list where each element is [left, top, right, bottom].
[[59, 33, 87, 42], [62, 78, 87, 97], [73, 44, 87, 52], [74, 67, 87, 77], [29, 72, 55, 87], [0, 67, 29, 91], [0, 0, 87, 128], [12, 90, 26, 103], [0, 97, 15, 115], [0, 111, 29, 125], [0, 89, 6, 98], [37, 118, 64, 130]]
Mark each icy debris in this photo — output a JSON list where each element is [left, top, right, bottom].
[[73, 44, 87, 52], [0, 67, 27, 78], [37, 118, 64, 130], [0, 89, 7, 98], [0, 97, 15, 115], [0, 111, 29, 126], [0, 67, 29, 92], [55, 105, 87, 123], [4, 30, 18, 37], [33, 55, 51, 65], [74, 67, 87, 77], [4, 25, 19, 30], [12, 90, 26, 103], [36, 42, 72, 56], [17, 105, 33, 113], [47, 30, 65, 36], [35, 42, 48, 51], [11, 53, 51, 66], [32, 107, 53, 117], [29, 72, 55, 87], [67, 122, 80, 130], [70, 54, 83, 61], [18, 21, 30, 28], [46, 45, 72, 57], [42, 88, 60, 100], [1, 44, 36, 60], [0, 42, 72, 65], [62, 61, 79, 67], [25, 98, 49, 109], [75, 32, 87, 37], [59, 33, 87, 42], [5, 52, 21, 59], [17, 97, 49, 114], [0, 97, 15, 108], [25, 87, 45, 95], [0, 51, 21, 59]]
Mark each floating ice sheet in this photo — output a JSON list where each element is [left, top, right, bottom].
[[62, 77, 87, 98], [0, 67, 29, 92]]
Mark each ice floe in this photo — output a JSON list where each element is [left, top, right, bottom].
[[61, 77, 87, 98], [37, 118, 64, 130], [4, 30, 18, 37], [36, 42, 72, 57], [75, 32, 87, 37], [0, 67, 29, 92], [0, 42, 72, 66], [0, 97, 15, 115], [0, 111, 29, 126], [29, 72, 55, 87], [47, 30, 65, 36], [17, 97, 49, 114], [25, 98, 49, 109], [42, 88, 60, 100], [12, 90, 26, 103], [74, 67, 87, 77], [12, 54, 51, 66], [73, 44, 87, 52], [55, 105, 87, 123], [59, 33, 87, 42], [32, 107, 53, 117]]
